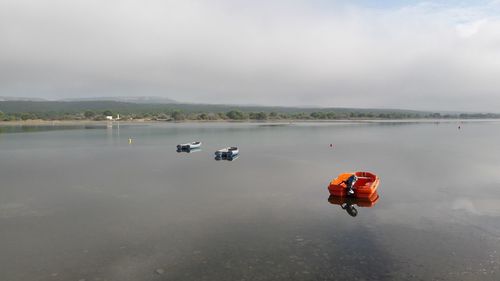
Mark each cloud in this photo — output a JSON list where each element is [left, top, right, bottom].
[[1, 0, 500, 111]]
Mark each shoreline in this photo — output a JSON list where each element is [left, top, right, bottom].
[[0, 118, 498, 126]]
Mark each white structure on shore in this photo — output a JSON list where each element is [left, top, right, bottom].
[[106, 114, 119, 121]]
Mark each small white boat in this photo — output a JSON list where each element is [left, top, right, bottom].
[[215, 146, 239, 157], [177, 141, 202, 150]]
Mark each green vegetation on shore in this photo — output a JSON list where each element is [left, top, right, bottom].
[[0, 101, 499, 121]]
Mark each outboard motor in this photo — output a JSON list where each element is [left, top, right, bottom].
[[345, 175, 358, 195]]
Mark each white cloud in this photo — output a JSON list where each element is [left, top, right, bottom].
[[1, 0, 500, 111], [456, 19, 487, 38]]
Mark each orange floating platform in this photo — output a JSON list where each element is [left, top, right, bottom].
[[328, 171, 379, 198]]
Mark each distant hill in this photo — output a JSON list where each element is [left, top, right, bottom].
[[0, 96, 47, 102], [60, 96, 177, 104], [0, 100, 428, 115]]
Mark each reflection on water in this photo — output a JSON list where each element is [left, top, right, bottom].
[[177, 147, 202, 153], [214, 154, 239, 161], [0, 125, 90, 134], [0, 124, 126, 134], [328, 192, 379, 217]]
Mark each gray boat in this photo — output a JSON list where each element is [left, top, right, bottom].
[[177, 141, 202, 150], [215, 146, 239, 157]]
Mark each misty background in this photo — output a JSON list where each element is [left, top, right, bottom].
[[1, 0, 500, 111]]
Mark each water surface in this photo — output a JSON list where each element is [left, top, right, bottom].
[[1, 121, 500, 280]]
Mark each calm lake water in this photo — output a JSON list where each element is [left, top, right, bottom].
[[1, 121, 500, 281]]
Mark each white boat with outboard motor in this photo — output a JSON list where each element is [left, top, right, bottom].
[[177, 141, 202, 150]]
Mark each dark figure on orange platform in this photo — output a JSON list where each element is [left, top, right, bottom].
[[344, 174, 358, 195]]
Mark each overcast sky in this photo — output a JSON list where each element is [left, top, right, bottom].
[[1, 0, 500, 111]]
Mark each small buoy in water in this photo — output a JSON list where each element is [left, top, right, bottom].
[[128, 138, 132, 144], [155, 269, 165, 275]]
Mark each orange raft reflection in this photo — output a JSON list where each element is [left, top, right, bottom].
[[328, 192, 380, 207], [328, 171, 379, 199], [328, 192, 379, 217]]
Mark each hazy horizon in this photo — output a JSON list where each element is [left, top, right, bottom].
[[2, 0, 500, 111], [1, 95, 496, 114]]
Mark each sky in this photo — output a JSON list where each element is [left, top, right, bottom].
[[1, 0, 500, 111]]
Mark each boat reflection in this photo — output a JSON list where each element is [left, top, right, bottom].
[[214, 154, 239, 161], [176, 147, 202, 153], [328, 192, 379, 217]]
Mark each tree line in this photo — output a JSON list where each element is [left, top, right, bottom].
[[1, 109, 499, 121]]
